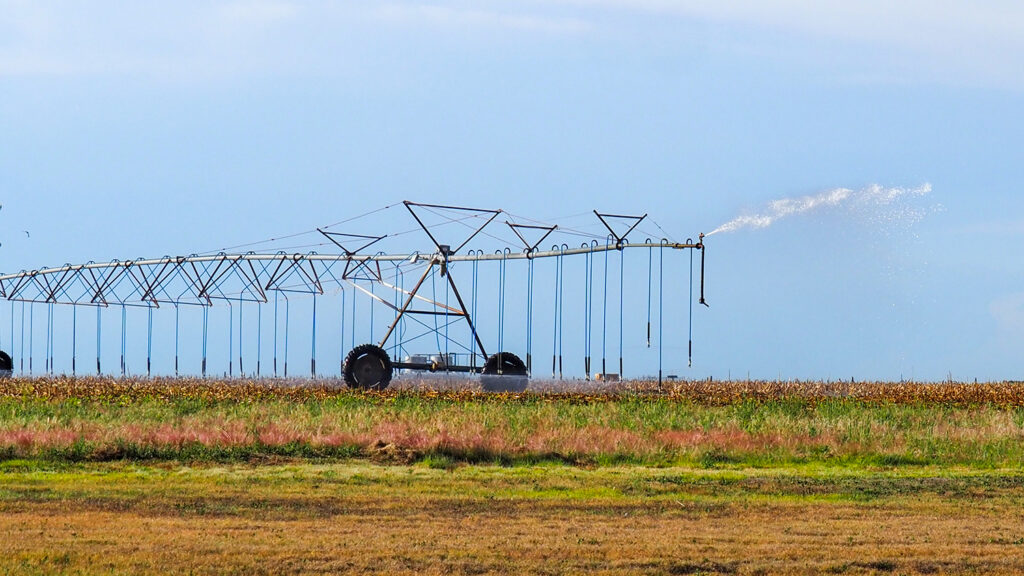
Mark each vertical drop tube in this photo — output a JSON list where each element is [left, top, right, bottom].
[[551, 250, 559, 379], [228, 302, 233, 378], [526, 256, 534, 375], [45, 303, 51, 374], [658, 243, 664, 385], [619, 248, 624, 379], [72, 305, 77, 376], [273, 291, 278, 377], [311, 292, 317, 378], [284, 295, 290, 378], [120, 305, 126, 377], [28, 303, 33, 375], [256, 300, 262, 378], [95, 305, 101, 375], [174, 304, 180, 376], [202, 304, 209, 377], [646, 243, 653, 348], [558, 246, 565, 379], [699, 234, 708, 307], [147, 305, 153, 377], [339, 289, 345, 375], [601, 239, 609, 378], [239, 296, 244, 377]]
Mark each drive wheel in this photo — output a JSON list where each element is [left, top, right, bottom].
[[0, 351, 11, 378], [343, 344, 393, 390], [480, 352, 528, 393]]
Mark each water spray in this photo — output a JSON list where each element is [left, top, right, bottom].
[[706, 184, 932, 236]]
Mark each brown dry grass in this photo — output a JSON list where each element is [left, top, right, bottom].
[[5, 376, 1024, 406], [2, 463, 1023, 575]]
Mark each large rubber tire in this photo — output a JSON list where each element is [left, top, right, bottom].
[[343, 344, 393, 390], [480, 352, 529, 393], [0, 351, 11, 378]]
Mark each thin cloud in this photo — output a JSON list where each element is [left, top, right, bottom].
[[374, 3, 591, 35], [557, 0, 1024, 87], [2, 1, 1022, 87]]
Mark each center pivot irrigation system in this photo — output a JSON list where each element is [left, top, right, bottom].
[[0, 201, 706, 390]]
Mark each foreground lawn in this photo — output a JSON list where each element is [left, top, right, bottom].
[[1, 461, 1023, 575]]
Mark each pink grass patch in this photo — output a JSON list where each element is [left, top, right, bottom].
[[0, 427, 81, 449]]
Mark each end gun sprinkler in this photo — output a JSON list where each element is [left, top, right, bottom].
[[698, 233, 708, 307]]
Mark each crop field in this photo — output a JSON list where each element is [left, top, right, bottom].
[[2, 377, 1024, 574]]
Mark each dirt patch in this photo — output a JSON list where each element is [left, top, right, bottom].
[[366, 440, 420, 464]]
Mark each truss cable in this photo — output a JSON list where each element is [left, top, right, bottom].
[[284, 295, 290, 378], [120, 304, 126, 377], [646, 241, 653, 348], [526, 255, 534, 374], [601, 237, 609, 378], [203, 203, 398, 255], [147, 305, 153, 377], [202, 304, 209, 377], [689, 242, 694, 368], [174, 304, 180, 376], [649, 218, 676, 244], [320, 202, 398, 230], [311, 292, 317, 378], [619, 247, 625, 379], [658, 242, 664, 385], [273, 291, 278, 377], [95, 305, 101, 375]]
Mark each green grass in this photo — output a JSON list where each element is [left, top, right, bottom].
[[3, 461, 1023, 575], [3, 386, 1024, 468]]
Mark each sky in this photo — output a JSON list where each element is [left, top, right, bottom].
[[1, 1, 1023, 381]]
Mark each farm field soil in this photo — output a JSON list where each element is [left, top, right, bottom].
[[2, 461, 1024, 575]]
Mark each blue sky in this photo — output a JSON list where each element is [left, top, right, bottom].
[[1, 1, 1022, 380]]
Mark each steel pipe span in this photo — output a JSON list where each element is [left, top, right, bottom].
[[0, 240, 701, 307]]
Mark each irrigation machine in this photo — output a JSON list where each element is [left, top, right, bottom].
[[0, 201, 706, 391]]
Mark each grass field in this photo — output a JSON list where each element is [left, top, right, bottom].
[[2, 377, 1024, 574]]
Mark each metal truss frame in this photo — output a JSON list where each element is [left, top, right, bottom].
[[0, 201, 705, 373]]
